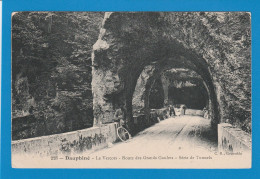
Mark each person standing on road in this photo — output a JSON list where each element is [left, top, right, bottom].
[[114, 108, 132, 141], [169, 104, 176, 117], [203, 107, 209, 119], [181, 104, 187, 115], [114, 108, 125, 126]]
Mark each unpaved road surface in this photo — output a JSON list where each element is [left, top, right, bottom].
[[90, 115, 218, 157], [14, 115, 251, 168]]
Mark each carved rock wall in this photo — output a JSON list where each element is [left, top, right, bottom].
[[92, 12, 251, 132]]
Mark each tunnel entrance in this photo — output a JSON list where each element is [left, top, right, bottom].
[[92, 12, 221, 130], [92, 12, 251, 135], [132, 65, 213, 134]]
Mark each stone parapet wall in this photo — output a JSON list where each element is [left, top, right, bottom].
[[218, 123, 251, 153], [12, 123, 118, 157]]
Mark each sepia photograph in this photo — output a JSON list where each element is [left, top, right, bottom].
[[11, 11, 251, 168]]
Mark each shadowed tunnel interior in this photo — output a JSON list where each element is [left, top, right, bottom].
[[148, 69, 209, 110], [169, 86, 208, 109]]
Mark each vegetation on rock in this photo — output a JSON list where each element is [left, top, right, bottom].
[[12, 12, 104, 139]]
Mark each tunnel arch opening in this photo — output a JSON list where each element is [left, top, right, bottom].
[[92, 12, 251, 134], [92, 12, 221, 130], [132, 58, 217, 131]]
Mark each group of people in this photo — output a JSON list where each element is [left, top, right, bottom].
[[168, 104, 176, 117], [168, 104, 187, 117], [114, 104, 189, 125]]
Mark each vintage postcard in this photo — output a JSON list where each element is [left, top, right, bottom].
[[11, 12, 251, 168]]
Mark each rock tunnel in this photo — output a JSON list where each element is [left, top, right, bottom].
[[132, 67, 209, 112], [92, 12, 251, 133]]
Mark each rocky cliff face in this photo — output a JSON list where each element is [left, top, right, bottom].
[[92, 12, 251, 132], [12, 12, 104, 139]]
